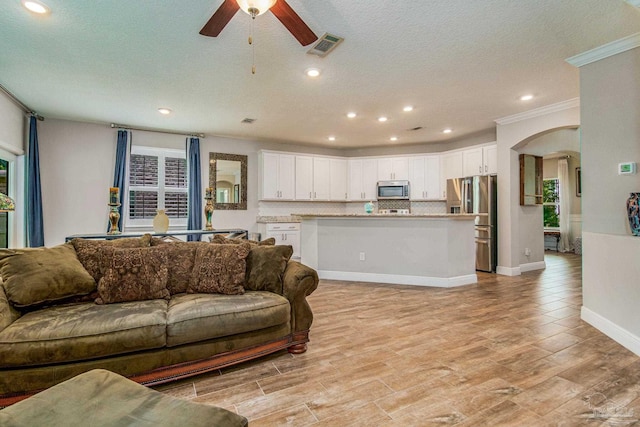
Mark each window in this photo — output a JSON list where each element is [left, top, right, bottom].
[[543, 178, 560, 228], [126, 146, 187, 229]]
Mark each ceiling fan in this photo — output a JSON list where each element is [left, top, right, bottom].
[[200, 0, 318, 46]]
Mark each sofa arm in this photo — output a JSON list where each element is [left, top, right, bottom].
[[282, 261, 319, 334], [0, 283, 20, 334]]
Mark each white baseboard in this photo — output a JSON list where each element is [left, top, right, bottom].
[[318, 270, 477, 288], [581, 306, 640, 357], [496, 265, 521, 276], [520, 261, 546, 272]]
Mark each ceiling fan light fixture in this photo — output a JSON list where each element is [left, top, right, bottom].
[[236, 0, 277, 17]]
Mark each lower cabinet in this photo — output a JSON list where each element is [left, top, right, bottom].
[[258, 223, 301, 259]]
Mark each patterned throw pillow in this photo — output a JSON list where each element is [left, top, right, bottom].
[[188, 243, 251, 295], [149, 240, 208, 294], [95, 246, 169, 304], [71, 235, 152, 283], [245, 245, 293, 294], [209, 235, 276, 246], [0, 243, 96, 308]]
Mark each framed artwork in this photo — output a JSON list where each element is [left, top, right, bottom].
[[576, 167, 581, 197]]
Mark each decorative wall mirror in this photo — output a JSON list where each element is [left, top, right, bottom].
[[209, 153, 247, 210]]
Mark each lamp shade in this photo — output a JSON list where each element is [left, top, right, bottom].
[[236, 0, 277, 16], [0, 193, 15, 212]]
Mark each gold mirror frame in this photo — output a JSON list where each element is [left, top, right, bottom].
[[209, 152, 248, 210]]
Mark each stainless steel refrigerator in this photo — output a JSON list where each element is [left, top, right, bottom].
[[446, 175, 497, 272]]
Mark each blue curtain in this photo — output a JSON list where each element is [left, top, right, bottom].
[[187, 137, 202, 241], [27, 116, 44, 247], [110, 130, 128, 231]]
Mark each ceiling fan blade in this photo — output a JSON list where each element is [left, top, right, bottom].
[[199, 0, 240, 37], [270, 0, 318, 46]]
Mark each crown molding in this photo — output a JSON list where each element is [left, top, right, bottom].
[[625, 0, 640, 7], [566, 32, 640, 68], [495, 98, 580, 125]]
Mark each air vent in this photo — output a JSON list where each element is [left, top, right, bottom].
[[241, 118, 256, 124], [408, 126, 423, 131], [307, 33, 344, 57]]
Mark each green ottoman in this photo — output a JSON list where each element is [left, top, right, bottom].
[[0, 369, 248, 427]]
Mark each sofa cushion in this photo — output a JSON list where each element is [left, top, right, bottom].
[[245, 245, 294, 293], [0, 243, 96, 308], [0, 300, 168, 368], [71, 235, 152, 283], [96, 246, 170, 304], [166, 291, 290, 347], [188, 243, 251, 295]]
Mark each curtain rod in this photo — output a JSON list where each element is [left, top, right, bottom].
[[110, 123, 205, 138], [0, 83, 44, 120]]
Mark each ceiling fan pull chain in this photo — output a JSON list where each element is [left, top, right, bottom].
[[250, 13, 256, 74]]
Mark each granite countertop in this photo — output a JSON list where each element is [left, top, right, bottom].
[[256, 215, 302, 223], [295, 213, 480, 219]]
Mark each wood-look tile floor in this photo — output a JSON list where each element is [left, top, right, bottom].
[[157, 253, 640, 426]]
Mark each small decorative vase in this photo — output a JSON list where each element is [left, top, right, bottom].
[[364, 201, 374, 214], [153, 209, 170, 233], [627, 192, 640, 236]]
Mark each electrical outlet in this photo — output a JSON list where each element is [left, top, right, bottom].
[[524, 248, 531, 256], [359, 252, 365, 261]]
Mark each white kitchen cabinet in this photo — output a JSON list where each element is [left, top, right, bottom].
[[330, 158, 348, 201], [313, 157, 331, 200], [483, 145, 497, 175], [462, 144, 497, 176], [462, 147, 484, 177], [294, 155, 313, 200], [261, 223, 300, 259], [377, 157, 409, 181], [409, 156, 442, 200], [259, 152, 295, 200], [440, 151, 463, 199], [348, 159, 378, 200]]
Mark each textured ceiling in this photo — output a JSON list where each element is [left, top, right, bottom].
[[0, 0, 638, 148]]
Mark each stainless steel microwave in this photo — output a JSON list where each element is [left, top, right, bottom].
[[376, 180, 410, 200]]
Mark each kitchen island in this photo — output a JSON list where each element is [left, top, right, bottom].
[[299, 214, 478, 287]]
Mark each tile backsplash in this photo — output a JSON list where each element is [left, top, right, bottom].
[[258, 200, 446, 217]]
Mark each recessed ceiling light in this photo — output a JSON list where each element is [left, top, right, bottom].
[[328, 136, 336, 141], [378, 116, 388, 123], [442, 128, 453, 134], [347, 112, 357, 119], [22, 0, 49, 14], [306, 68, 320, 77], [158, 108, 172, 115], [390, 136, 398, 141], [520, 94, 534, 101], [403, 106, 414, 112]]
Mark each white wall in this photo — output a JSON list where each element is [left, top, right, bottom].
[[579, 45, 640, 355], [495, 102, 580, 275]]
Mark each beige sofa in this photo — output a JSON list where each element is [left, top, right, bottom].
[[0, 235, 318, 406]]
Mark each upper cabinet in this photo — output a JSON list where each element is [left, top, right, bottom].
[[348, 159, 378, 201], [330, 158, 348, 201], [295, 155, 341, 201], [409, 156, 442, 200], [377, 157, 409, 181], [462, 144, 497, 176], [259, 152, 295, 200]]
